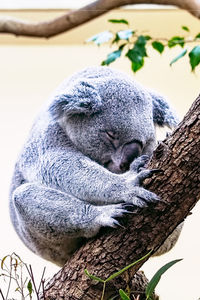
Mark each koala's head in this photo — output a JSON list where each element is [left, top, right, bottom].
[[49, 66, 178, 174]]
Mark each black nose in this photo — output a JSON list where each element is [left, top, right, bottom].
[[119, 142, 142, 172]]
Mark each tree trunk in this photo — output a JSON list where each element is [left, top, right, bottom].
[[41, 95, 200, 300], [0, 0, 200, 38]]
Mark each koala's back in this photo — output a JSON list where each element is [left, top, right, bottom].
[[9, 110, 83, 263], [10, 111, 72, 188]]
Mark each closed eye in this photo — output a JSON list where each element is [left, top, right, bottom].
[[106, 131, 116, 139], [105, 131, 119, 149]]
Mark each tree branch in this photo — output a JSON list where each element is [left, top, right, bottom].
[[0, 0, 200, 38], [41, 95, 200, 300]]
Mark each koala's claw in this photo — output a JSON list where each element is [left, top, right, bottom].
[[135, 168, 162, 185], [96, 203, 131, 229], [129, 187, 160, 207], [112, 219, 126, 229], [121, 203, 136, 213]]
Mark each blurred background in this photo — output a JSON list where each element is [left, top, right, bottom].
[[0, 2, 200, 299]]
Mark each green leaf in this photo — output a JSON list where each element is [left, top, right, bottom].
[[125, 35, 149, 72], [119, 289, 130, 300], [108, 19, 129, 25], [106, 251, 152, 282], [117, 29, 134, 40], [131, 57, 144, 72], [152, 41, 164, 54], [189, 45, 200, 71], [182, 26, 190, 32], [27, 280, 33, 295], [168, 36, 185, 48], [195, 33, 200, 39], [170, 49, 187, 66], [112, 33, 120, 44], [126, 48, 144, 72], [84, 269, 105, 283], [135, 35, 148, 55], [145, 259, 182, 300], [126, 35, 148, 58], [102, 48, 123, 65], [86, 31, 113, 45], [144, 35, 152, 41]]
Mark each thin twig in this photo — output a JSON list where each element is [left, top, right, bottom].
[[20, 264, 25, 300], [25, 265, 40, 300], [0, 289, 5, 300], [5, 256, 12, 300], [37, 267, 46, 294], [41, 280, 46, 300]]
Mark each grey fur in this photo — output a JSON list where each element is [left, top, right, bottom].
[[9, 66, 181, 266], [150, 90, 179, 128]]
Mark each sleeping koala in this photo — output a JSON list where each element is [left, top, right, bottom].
[[9, 66, 180, 266]]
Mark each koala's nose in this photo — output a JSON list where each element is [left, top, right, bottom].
[[119, 141, 143, 172]]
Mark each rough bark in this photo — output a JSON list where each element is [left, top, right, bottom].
[[0, 0, 200, 38], [41, 95, 200, 300]]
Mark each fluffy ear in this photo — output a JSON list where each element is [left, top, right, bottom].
[[49, 80, 102, 120], [150, 91, 179, 128]]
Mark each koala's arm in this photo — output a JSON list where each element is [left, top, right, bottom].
[[35, 149, 146, 205], [21, 136, 158, 207], [38, 149, 124, 204]]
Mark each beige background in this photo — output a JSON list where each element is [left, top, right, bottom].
[[0, 7, 200, 299]]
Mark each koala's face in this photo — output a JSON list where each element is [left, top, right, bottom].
[[57, 74, 156, 174], [64, 104, 155, 174], [95, 131, 144, 174], [50, 67, 178, 174]]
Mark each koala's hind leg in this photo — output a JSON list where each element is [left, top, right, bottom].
[[12, 183, 129, 264]]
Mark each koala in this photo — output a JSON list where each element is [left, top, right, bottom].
[[9, 66, 181, 266]]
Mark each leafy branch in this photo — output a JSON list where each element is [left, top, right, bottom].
[[87, 19, 200, 72], [0, 253, 46, 300], [85, 251, 182, 300]]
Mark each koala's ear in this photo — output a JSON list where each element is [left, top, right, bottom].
[[150, 91, 179, 129], [49, 80, 102, 120]]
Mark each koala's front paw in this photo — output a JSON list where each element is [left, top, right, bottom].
[[130, 155, 150, 173], [126, 162, 161, 207], [127, 186, 160, 208], [132, 168, 162, 186], [95, 203, 133, 229]]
